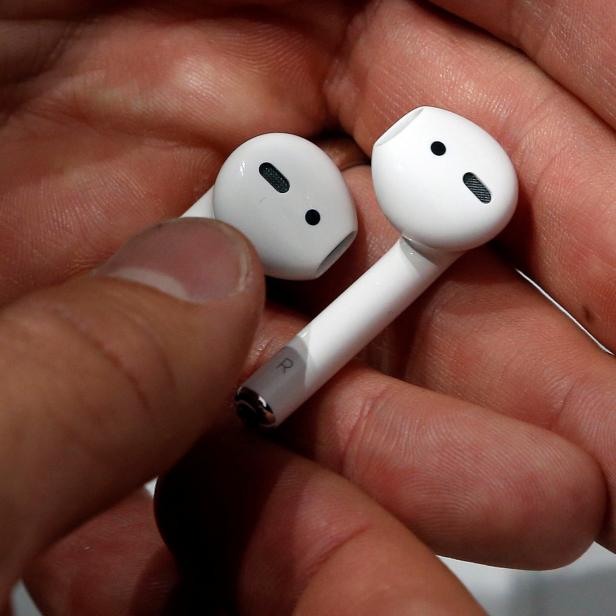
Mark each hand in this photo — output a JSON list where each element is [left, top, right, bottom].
[[1, 0, 614, 613]]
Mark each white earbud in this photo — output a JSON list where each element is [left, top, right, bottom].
[[183, 133, 358, 281], [236, 107, 518, 428]]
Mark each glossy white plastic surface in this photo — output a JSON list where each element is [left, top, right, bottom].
[[373, 107, 518, 252], [183, 189, 214, 219], [183, 134, 358, 281], [237, 107, 519, 427], [240, 239, 459, 426]]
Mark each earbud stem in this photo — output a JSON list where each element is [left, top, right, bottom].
[[182, 188, 215, 219], [236, 238, 461, 428]]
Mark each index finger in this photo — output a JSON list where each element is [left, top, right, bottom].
[[157, 431, 486, 616]]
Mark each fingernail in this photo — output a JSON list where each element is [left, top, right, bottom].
[[95, 220, 250, 303]]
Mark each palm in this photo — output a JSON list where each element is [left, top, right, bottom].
[[5, 0, 616, 613], [0, 1, 348, 303]]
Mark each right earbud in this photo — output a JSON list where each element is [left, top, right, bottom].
[[235, 107, 519, 429], [372, 106, 517, 252], [183, 133, 358, 281]]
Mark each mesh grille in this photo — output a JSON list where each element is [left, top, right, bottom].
[[463, 172, 492, 204], [259, 163, 290, 194]]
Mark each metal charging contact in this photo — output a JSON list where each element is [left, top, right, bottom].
[[235, 387, 277, 429]]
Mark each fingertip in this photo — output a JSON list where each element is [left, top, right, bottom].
[[95, 218, 265, 304]]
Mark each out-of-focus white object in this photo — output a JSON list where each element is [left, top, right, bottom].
[[13, 583, 39, 616], [442, 543, 616, 615]]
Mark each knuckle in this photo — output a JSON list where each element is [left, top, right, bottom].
[[339, 376, 403, 480]]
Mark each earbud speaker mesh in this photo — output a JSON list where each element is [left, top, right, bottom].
[[259, 163, 290, 194], [463, 172, 492, 204]]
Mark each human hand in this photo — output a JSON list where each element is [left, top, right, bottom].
[[2, 0, 615, 613]]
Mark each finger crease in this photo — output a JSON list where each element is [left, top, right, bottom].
[[339, 377, 398, 481], [45, 303, 153, 417], [0, 19, 86, 130], [298, 522, 373, 605]]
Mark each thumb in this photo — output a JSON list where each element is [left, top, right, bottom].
[[0, 219, 264, 593]]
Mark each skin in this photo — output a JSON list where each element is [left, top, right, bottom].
[[1, 0, 616, 612]]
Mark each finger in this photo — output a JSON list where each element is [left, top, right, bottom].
[[24, 491, 183, 616], [157, 431, 486, 616], [24, 491, 232, 615], [242, 302, 603, 569], [0, 219, 263, 596], [313, 135, 370, 171], [430, 0, 616, 131], [324, 0, 616, 350], [386, 245, 616, 549]]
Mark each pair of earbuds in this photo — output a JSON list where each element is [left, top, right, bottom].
[[183, 107, 519, 428]]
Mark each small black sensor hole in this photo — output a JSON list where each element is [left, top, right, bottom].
[[305, 210, 321, 226], [431, 141, 447, 156]]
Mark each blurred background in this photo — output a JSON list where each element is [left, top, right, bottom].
[[12, 542, 616, 615]]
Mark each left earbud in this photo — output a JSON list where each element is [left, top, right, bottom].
[[183, 133, 358, 281]]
